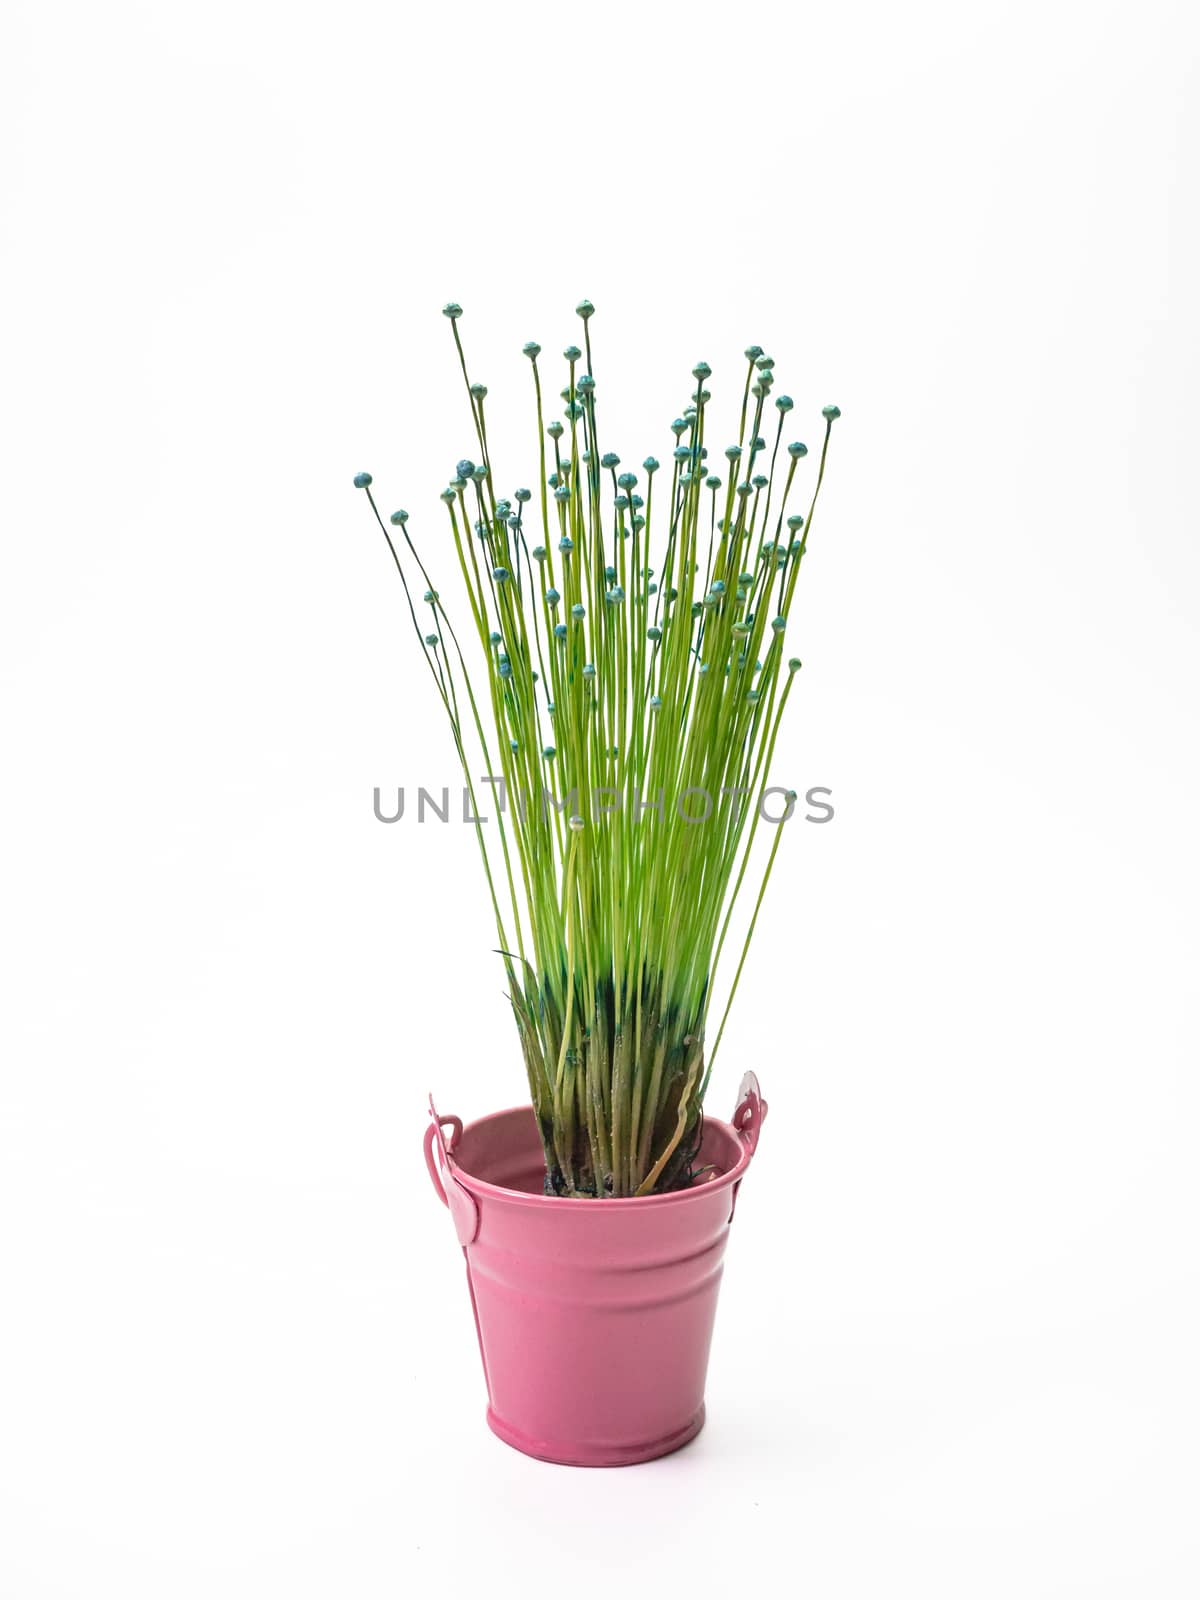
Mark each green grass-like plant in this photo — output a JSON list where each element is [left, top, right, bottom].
[[356, 301, 839, 1197]]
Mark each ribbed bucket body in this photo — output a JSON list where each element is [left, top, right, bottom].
[[424, 1076, 765, 1467]]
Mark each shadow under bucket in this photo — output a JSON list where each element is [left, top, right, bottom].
[[423, 1074, 767, 1467]]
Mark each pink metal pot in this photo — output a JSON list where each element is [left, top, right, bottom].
[[423, 1073, 767, 1466]]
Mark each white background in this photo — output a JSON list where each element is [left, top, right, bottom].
[[2, 1, 1198, 1594]]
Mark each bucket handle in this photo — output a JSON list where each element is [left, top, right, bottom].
[[732, 1071, 768, 1156], [419, 1120, 464, 1203], [729, 1072, 767, 1223], [424, 1099, 480, 1246], [423, 1105, 464, 1209]]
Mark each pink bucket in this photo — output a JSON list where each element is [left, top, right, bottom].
[[423, 1073, 767, 1466]]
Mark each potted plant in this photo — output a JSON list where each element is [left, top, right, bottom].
[[355, 300, 840, 1465]]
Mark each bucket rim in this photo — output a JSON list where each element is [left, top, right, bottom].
[[441, 1101, 758, 1210]]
